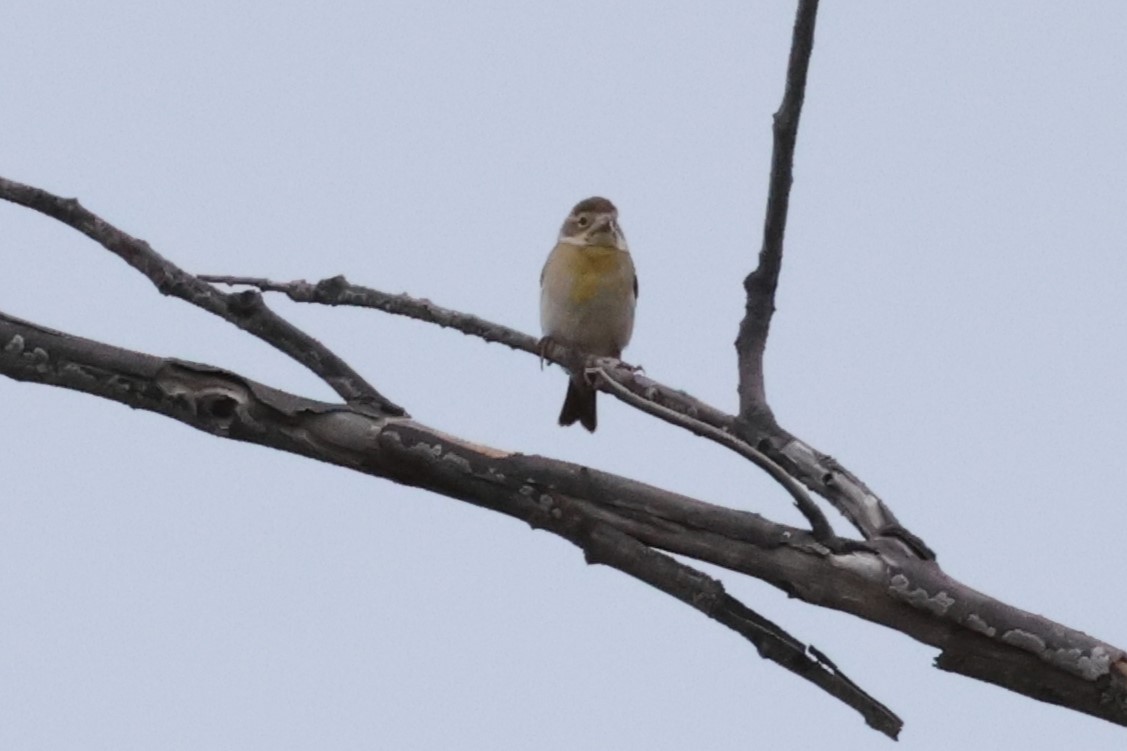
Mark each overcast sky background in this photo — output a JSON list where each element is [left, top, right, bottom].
[[3, 2, 1127, 749]]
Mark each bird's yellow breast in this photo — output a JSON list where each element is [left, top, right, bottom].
[[541, 240, 636, 357], [563, 245, 631, 304]]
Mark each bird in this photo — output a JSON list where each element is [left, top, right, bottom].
[[539, 196, 637, 432]]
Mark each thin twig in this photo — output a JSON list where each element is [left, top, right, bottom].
[[198, 273, 540, 355], [590, 364, 838, 544]]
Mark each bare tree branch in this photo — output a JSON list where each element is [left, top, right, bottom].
[[0, 176, 404, 416], [0, 309, 902, 738], [5, 300, 1127, 731], [736, 0, 819, 419], [544, 505, 900, 735]]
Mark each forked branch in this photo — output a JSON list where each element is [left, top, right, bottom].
[[0, 177, 403, 416]]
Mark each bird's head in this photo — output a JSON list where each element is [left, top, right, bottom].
[[558, 196, 627, 250]]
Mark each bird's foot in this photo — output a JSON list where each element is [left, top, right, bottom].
[[594, 356, 644, 375], [537, 336, 556, 371]]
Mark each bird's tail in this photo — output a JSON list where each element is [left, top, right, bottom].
[[558, 376, 597, 432]]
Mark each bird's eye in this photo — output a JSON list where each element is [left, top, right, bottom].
[[576, 216, 590, 228]]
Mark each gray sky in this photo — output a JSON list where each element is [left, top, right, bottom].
[[3, 2, 1126, 748]]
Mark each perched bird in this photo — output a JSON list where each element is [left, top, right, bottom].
[[540, 197, 637, 431]]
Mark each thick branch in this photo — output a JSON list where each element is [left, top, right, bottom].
[[0, 176, 404, 416], [735, 0, 819, 418], [4, 310, 1127, 730], [0, 309, 900, 737]]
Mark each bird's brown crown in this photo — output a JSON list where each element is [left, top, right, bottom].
[[569, 196, 617, 215]]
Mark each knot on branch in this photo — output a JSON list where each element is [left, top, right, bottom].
[[227, 289, 265, 316], [315, 275, 352, 301], [198, 391, 240, 420]]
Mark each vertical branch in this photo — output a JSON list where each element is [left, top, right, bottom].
[[736, 0, 819, 420]]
